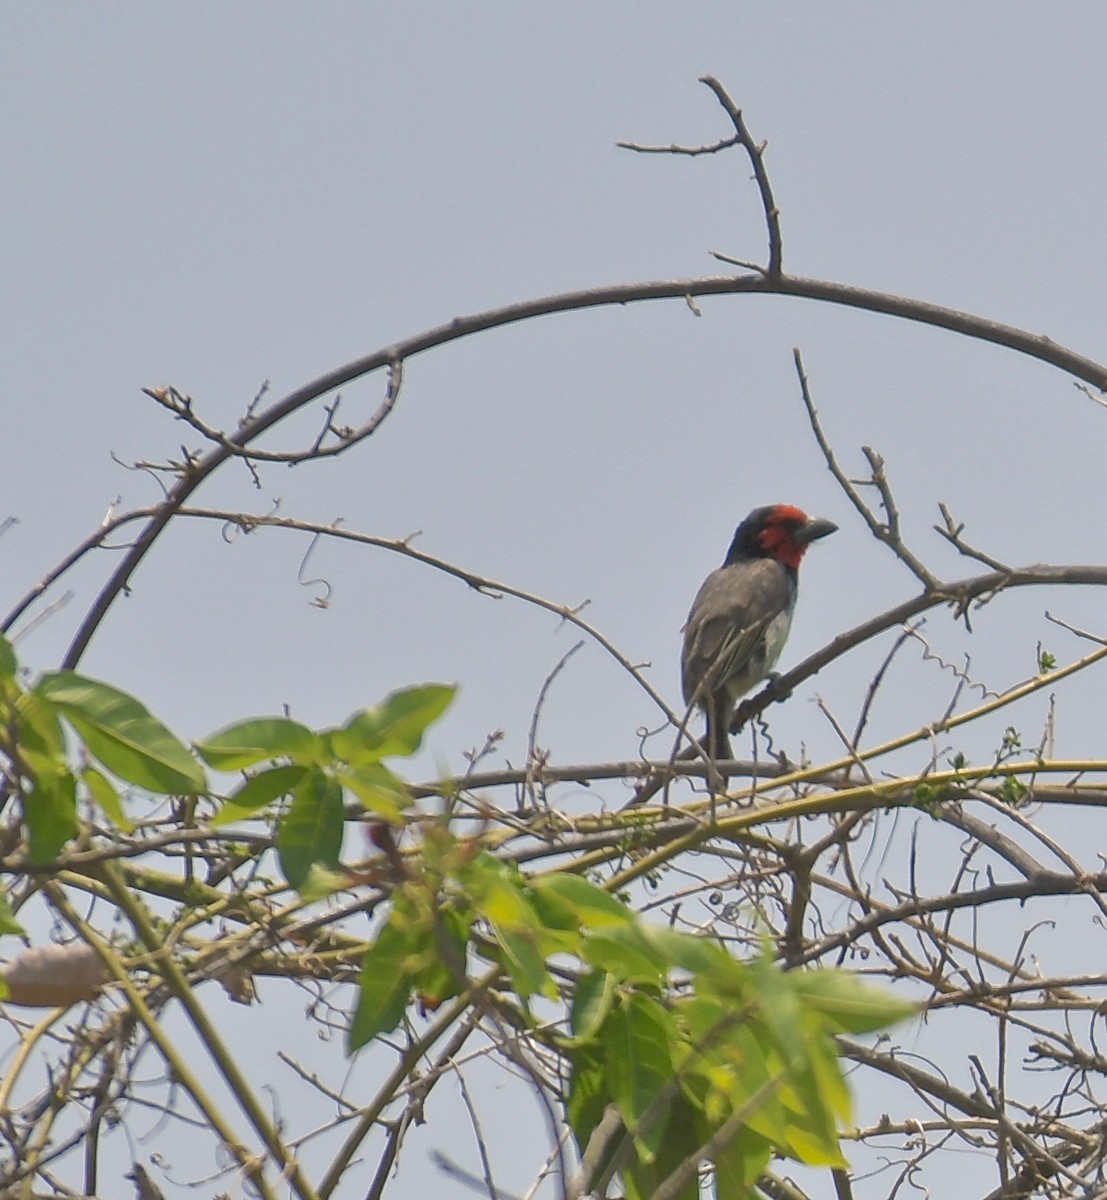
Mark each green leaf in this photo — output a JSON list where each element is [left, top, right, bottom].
[[527, 878, 583, 934], [623, 1091, 704, 1200], [337, 762, 412, 822], [295, 863, 350, 901], [196, 717, 320, 771], [531, 873, 633, 928], [566, 1045, 609, 1163], [569, 969, 617, 1041], [676, 980, 849, 1171], [213, 764, 308, 826], [771, 1044, 847, 1167], [460, 855, 563, 994], [409, 907, 471, 1005], [0, 892, 26, 939], [277, 770, 345, 889], [24, 767, 78, 863], [747, 954, 806, 1069], [736, 1017, 845, 1167], [790, 969, 918, 1035], [677, 995, 791, 1149], [645, 925, 745, 988], [349, 917, 415, 1050], [582, 924, 668, 986], [602, 993, 676, 1161], [0, 634, 16, 680], [486, 923, 553, 999], [713, 1121, 772, 1197], [330, 684, 455, 763], [999, 775, 1028, 806], [81, 765, 133, 832], [463, 855, 544, 929], [796, 1009, 853, 1127], [16, 690, 71, 767], [36, 672, 204, 794], [676, 992, 748, 1061]]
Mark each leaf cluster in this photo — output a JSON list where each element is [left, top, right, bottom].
[[353, 837, 913, 1198], [0, 631, 914, 1197]]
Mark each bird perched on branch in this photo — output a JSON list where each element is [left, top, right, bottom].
[[681, 504, 837, 765]]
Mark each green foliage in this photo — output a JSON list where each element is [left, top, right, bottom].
[[350, 913, 417, 1047], [558, 924, 912, 1195], [531, 872, 634, 927], [458, 854, 560, 998], [348, 857, 476, 1051], [0, 634, 456, 890], [36, 670, 205, 793], [790, 968, 918, 1034], [998, 775, 1029, 806], [24, 765, 78, 863], [195, 717, 320, 771], [81, 764, 132, 832], [999, 726, 1021, 756], [601, 991, 677, 1161], [0, 635, 912, 1194], [199, 683, 457, 890], [0, 893, 24, 940], [569, 968, 618, 1040], [348, 840, 916, 1194], [334, 762, 412, 822], [0, 637, 203, 863], [276, 770, 345, 889], [0, 635, 17, 681], [327, 684, 455, 761], [213, 764, 308, 826]]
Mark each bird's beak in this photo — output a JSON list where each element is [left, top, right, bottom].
[[796, 516, 838, 544]]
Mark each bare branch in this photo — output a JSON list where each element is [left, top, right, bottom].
[[13, 76, 1107, 1200], [794, 347, 939, 589], [934, 502, 1013, 571], [48, 267, 1107, 669], [616, 135, 739, 156], [698, 76, 784, 275]]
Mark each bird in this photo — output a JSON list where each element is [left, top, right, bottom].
[[681, 504, 837, 766]]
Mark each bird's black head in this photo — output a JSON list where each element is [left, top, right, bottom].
[[725, 504, 837, 571]]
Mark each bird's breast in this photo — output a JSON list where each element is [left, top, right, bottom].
[[759, 605, 795, 675]]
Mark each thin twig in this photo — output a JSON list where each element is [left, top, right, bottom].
[[934, 502, 1012, 571], [793, 347, 939, 589], [525, 641, 584, 810], [0, 264, 1097, 670], [142, 361, 402, 468], [450, 1060, 499, 1200], [699, 76, 784, 275], [616, 135, 739, 156]]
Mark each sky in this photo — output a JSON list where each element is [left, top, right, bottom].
[[4, 5, 1107, 1198]]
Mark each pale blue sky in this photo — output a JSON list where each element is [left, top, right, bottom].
[[4, 6, 1107, 1197]]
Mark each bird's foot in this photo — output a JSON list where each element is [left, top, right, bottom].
[[764, 670, 791, 699]]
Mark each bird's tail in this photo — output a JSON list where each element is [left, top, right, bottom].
[[704, 700, 732, 772]]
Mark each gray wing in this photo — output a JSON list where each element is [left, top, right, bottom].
[[681, 558, 794, 709]]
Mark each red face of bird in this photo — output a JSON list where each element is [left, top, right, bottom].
[[729, 504, 838, 571]]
